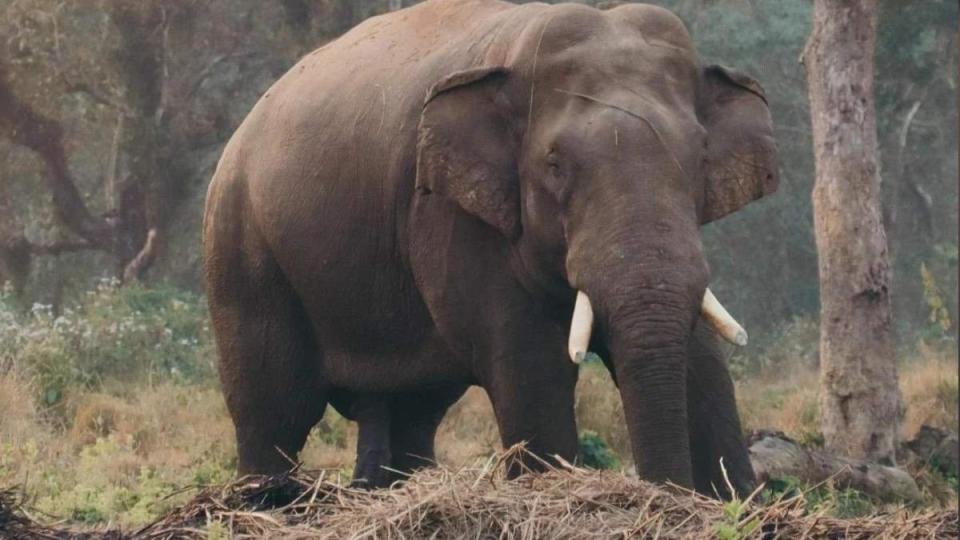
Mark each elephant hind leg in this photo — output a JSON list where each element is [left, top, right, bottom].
[[389, 386, 466, 476], [207, 237, 326, 475], [341, 393, 394, 489], [339, 385, 465, 488], [687, 318, 756, 499]]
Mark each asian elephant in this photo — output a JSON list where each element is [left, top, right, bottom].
[[203, 0, 778, 497]]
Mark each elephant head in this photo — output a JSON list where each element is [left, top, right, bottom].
[[415, 5, 777, 486]]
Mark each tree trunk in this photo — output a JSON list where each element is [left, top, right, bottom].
[[803, 1, 900, 464]]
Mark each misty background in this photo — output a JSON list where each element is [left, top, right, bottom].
[[1, 0, 956, 351]]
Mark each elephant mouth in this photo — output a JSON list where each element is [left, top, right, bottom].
[[567, 287, 746, 363]]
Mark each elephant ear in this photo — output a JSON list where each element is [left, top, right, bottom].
[[416, 66, 521, 240], [698, 65, 779, 224]]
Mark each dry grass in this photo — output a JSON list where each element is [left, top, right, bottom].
[[736, 342, 959, 445], [900, 344, 959, 439], [1, 345, 956, 530], [737, 367, 822, 444], [0, 369, 52, 454], [435, 387, 501, 465], [0, 377, 239, 527], [4, 446, 956, 540]]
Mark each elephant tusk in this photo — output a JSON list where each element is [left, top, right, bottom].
[[701, 288, 748, 346], [568, 291, 594, 363]]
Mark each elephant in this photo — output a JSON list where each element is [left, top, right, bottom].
[[202, 0, 778, 497]]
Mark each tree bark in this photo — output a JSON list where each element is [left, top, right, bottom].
[[803, 1, 900, 464]]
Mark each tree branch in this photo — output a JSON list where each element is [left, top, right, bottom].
[[0, 63, 112, 247], [29, 239, 94, 256], [897, 97, 934, 232], [122, 227, 159, 282]]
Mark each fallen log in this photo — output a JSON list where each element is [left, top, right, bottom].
[[748, 429, 923, 503], [902, 425, 959, 478]]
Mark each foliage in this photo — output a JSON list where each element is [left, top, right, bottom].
[[577, 430, 620, 470], [928, 453, 959, 489], [920, 262, 953, 340], [761, 476, 878, 519], [204, 520, 230, 540], [0, 279, 213, 409], [33, 436, 178, 525], [714, 497, 760, 540]]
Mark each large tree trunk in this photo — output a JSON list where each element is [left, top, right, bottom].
[[803, 1, 900, 464]]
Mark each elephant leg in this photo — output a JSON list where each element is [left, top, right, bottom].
[[483, 325, 580, 478], [347, 394, 394, 489], [687, 318, 756, 499], [207, 249, 325, 475], [389, 385, 467, 476]]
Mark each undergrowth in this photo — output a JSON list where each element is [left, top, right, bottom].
[[0, 282, 956, 526], [0, 279, 213, 411], [760, 476, 878, 518]]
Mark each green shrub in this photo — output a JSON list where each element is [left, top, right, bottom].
[[714, 498, 760, 540], [33, 435, 181, 525], [920, 259, 954, 342], [578, 430, 620, 470], [761, 476, 878, 518], [0, 279, 214, 409]]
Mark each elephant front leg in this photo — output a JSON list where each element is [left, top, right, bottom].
[[482, 325, 580, 477]]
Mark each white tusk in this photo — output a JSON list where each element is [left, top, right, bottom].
[[701, 288, 748, 346], [568, 291, 594, 363]]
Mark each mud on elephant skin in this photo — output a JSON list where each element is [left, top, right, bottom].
[[203, 0, 778, 496]]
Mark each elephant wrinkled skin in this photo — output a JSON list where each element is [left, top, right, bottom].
[[203, 0, 778, 496]]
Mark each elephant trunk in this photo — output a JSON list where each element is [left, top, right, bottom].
[[566, 214, 711, 485], [604, 285, 697, 486], [563, 175, 737, 485]]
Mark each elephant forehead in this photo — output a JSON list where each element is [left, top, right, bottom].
[[606, 3, 695, 50], [542, 41, 699, 100], [527, 2, 694, 53], [521, 10, 700, 103]]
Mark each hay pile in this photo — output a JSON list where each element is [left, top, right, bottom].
[[3, 447, 958, 539]]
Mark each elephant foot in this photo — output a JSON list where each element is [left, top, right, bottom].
[[351, 449, 395, 489], [350, 395, 394, 489]]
